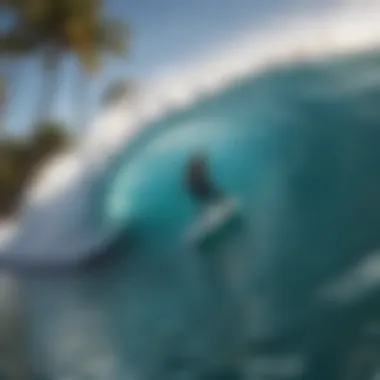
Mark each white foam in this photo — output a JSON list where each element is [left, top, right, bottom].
[[0, 220, 18, 247], [26, 150, 81, 204], [319, 250, 380, 304]]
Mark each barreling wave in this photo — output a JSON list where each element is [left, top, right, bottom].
[[1, 0, 380, 266]]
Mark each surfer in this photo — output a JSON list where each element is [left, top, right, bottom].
[[185, 152, 223, 205], [184, 152, 241, 248]]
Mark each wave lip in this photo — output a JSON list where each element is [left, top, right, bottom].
[[82, 0, 380, 172]]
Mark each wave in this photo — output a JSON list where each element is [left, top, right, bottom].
[[83, 1, 380, 167], [28, 0, 380, 204], [2, 0, 380, 266]]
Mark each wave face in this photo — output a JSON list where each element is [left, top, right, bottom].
[[13, 48, 380, 379]]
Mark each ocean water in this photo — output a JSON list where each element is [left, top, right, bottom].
[[8, 48, 380, 380]]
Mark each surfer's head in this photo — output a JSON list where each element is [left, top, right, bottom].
[[188, 151, 209, 168]]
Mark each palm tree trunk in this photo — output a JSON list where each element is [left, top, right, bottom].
[[0, 75, 6, 135], [0, 56, 23, 136], [36, 46, 60, 127], [0, 56, 11, 135], [75, 67, 90, 135]]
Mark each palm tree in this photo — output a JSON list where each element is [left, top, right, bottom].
[[1, 0, 129, 133], [11, 0, 129, 130], [1, 0, 49, 127], [0, 0, 43, 132], [65, 4, 129, 130]]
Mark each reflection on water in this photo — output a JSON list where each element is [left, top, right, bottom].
[[24, 274, 121, 379]]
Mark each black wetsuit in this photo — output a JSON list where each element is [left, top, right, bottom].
[[185, 155, 222, 202]]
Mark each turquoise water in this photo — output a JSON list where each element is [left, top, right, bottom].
[[25, 49, 380, 379]]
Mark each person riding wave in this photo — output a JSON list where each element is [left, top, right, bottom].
[[185, 152, 223, 205]]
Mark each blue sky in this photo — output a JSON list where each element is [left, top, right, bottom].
[[2, 0, 337, 134]]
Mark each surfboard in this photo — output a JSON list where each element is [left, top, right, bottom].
[[185, 197, 241, 249]]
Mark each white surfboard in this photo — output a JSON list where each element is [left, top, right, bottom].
[[185, 198, 241, 247]]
